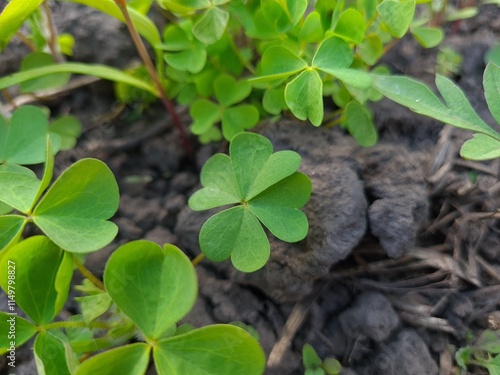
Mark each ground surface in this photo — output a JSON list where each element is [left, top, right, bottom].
[[1, 3, 499, 375]]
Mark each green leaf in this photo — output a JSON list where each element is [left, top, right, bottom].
[[189, 154, 241, 210], [312, 37, 353, 72], [303, 343, 322, 368], [0, 168, 41, 213], [323, 358, 343, 374], [358, 34, 383, 65], [75, 343, 150, 375], [445, 7, 478, 22], [263, 87, 287, 115], [0, 201, 12, 215], [230, 133, 301, 199], [34, 331, 79, 375], [75, 293, 113, 324], [330, 69, 372, 88], [411, 27, 444, 48], [163, 22, 192, 51], [0, 105, 49, 165], [371, 74, 499, 139], [66, 0, 161, 52], [299, 11, 324, 43], [460, 134, 500, 160], [154, 325, 265, 375], [0, 63, 159, 97], [377, 0, 416, 38], [254, 46, 307, 81], [33, 159, 119, 253], [193, 6, 229, 45], [104, 241, 197, 339], [0, 236, 73, 325], [249, 172, 311, 242], [0, 313, 37, 355], [128, 0, 154, 14], [214, 75, 252, 108], [192, 133, 310, 272], [165, 48, 207, 74], [344, 101, 378, 146], [484, 62, 500, 125], [0, 215, 27, 250], [455, 347, 472, 369], [285, 69, 324, 126], [333, 9, 366, 44], [199, 206, 270, 272], [20, 53, 71, 93], [484, 355, 500, 375], [49, 115, 82, 150], [0, 0, 45, 50], [221, 104, 260, 141], [474, 329, 500, 353], [435, 74, 498, 136], [190, 99, 221, 135]]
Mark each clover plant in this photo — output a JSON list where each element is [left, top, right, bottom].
[[0, 125, 266, 374], [302, 343, 342, 375], [189, 132, 312, 272], [371, 62, 500, 160], [0, 0, 473, 147]]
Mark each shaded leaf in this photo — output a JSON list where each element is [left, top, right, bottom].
[[74, 343, 150, 375], [344, 101, 378, 146], [34, 331, 79, 375], [193, 6, 229, 45], [221, 104, 260, 141], [254, 46, 307, 81], [154, 325, 265, 375], [0, 236, 73, 325], [484, 62, 500, 125], [285, 69, 323, 126], [199, 206, 270, 272], [377, 0, 416, 38], [0, 215, 27, 250], [460, 134, 500, 160], [33, 159, 119, 253], [214, 75, 252, 107], [411, 26, 444, 48], [249, 172, 311, 242], [104, 241, 197, 339], [0, 313, 37, 354], [164, 48, 207, 74], [20, 52, 70, 93], [333, 9, 366, 44], [49, 116, 82, 151], [190, 99, 221, 135]]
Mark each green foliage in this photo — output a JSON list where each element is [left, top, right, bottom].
[[0, 236, 73, 325], [456, 330, 500, 375], [371, 62, 500, 160], [302, 344, 342, 375], [189, 132, 311, 272], [0, 0, 45, 50], [20, 52, 71, 93]]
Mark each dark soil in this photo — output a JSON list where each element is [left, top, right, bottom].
[[1, 3, 500, 375]]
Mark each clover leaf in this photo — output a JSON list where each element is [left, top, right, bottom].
[[190, 74, 259, 141], [252, 36, 371, 126], [189, 133, 312, 272]]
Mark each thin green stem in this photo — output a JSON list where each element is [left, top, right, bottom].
[[72, 255, 106, 292], [192, 253, 205, 267], [113, 0, 192, 156], [15, 32, 37, 52], [42, 320, 111, 331]]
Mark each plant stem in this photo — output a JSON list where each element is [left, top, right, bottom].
[[1, 89, 18, 110], [113, 0, 192, 156], [192, 253, 205, 267], [72, 255, 106, 292], [15, 32, 37, 52], [42, 320, 110, 330], [42, 1, 64, 63]]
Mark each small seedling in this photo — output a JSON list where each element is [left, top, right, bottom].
[[302, 343, 343, 375], [189, 132, 312, 272], [371, 62, 500, 160], [455, 329, 500, 375]]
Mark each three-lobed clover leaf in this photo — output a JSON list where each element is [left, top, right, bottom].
[[252, 36, 372, 126], [190, 74, 260, 141], [99, 239, 266, 375], [189, 132, 312, 272]]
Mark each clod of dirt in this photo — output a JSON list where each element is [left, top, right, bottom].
[[363, 329, 439, 375], [356, 145, 429, 258], [339, 292, 400, 342]]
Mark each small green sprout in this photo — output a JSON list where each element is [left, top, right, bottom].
[[189, 132, 312, 272], [455, 329, 500, 375], [302, 343, 342, 375]]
